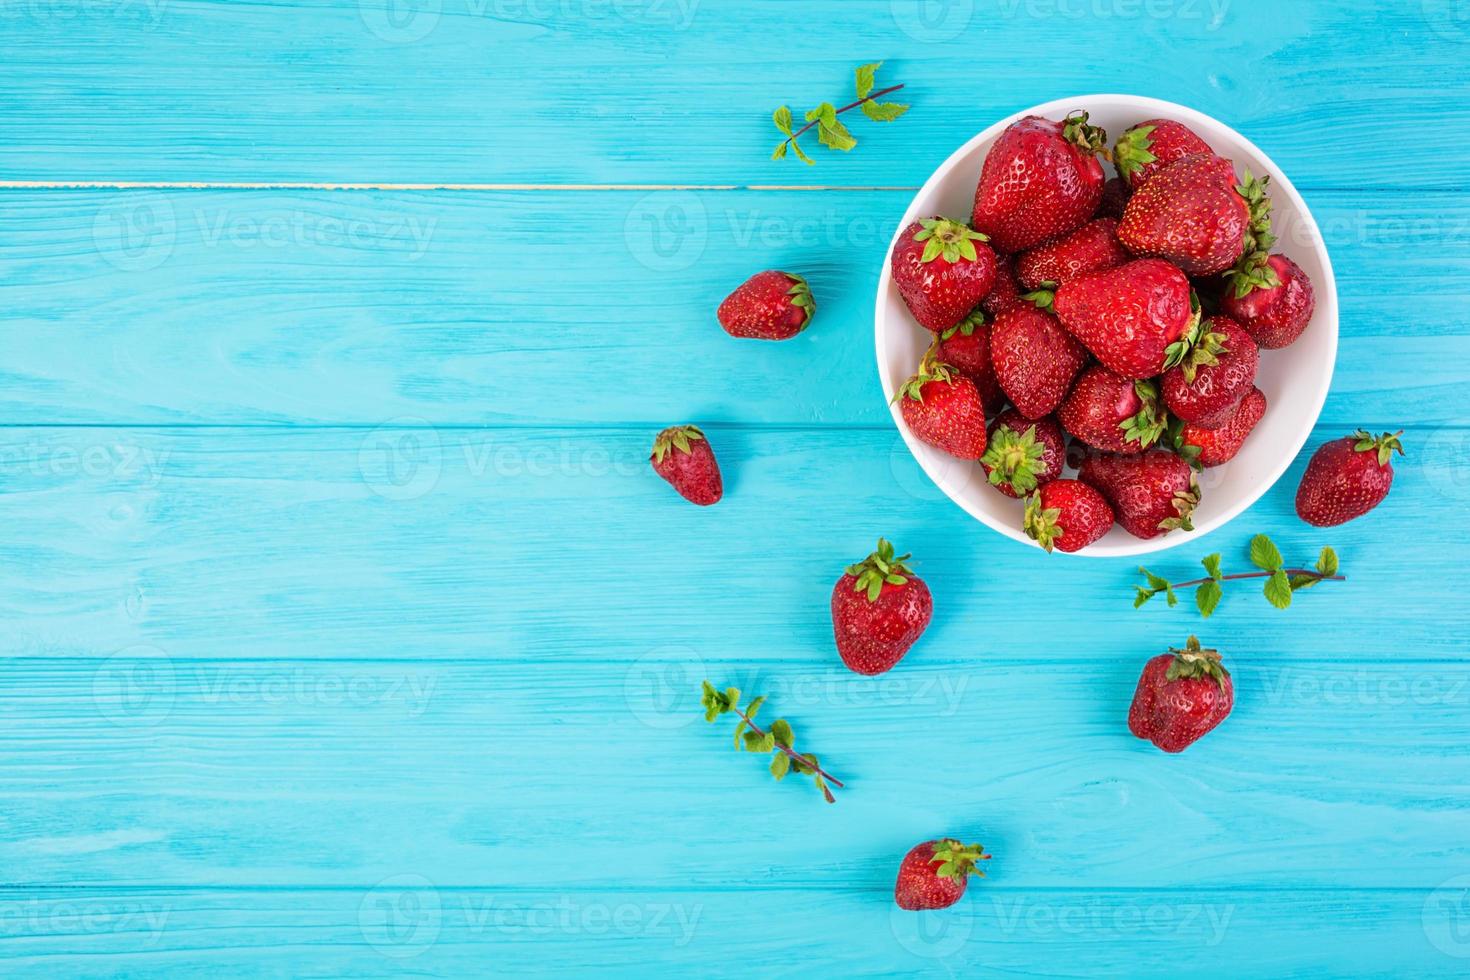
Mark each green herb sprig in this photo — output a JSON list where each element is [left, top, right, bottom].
[[1135, 534, 1343, 618], [772, 62, 909, 164], [700, 681, 842, 803]]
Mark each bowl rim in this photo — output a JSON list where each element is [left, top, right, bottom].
[[874, 93, 1339, 558]]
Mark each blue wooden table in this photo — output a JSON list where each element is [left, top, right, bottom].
[[1, 1, 1468, 975]]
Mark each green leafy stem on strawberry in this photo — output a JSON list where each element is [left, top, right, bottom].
[[772, 62, 909, 164], [1224, 170, 1281, 298], [701, 681, 843, 803], [1136, 534, 1343, 618]]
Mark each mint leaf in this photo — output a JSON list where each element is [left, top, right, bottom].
[[770, 718, 794, 748], [861, 100, 909, 122], [1134, 587, 1154, 609], [818, 119, 857, 152], [791, 140, 814, 165], [1202, 553, 1223, 580], [770, 753, 790, 780], [773, 105, 793, 136], [1264, 569, 1293, 609], [855, 62, 879, 99], [1196, 580, 1223, 617], [1317, 546, 1339, 577], [1250, 534, 1283, 572]]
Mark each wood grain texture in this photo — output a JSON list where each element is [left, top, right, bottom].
[[1, 188, 1466, 426], [0, 426, 1463, 665], [1, 1, 1467, 188], [1, 885, 1463, 976]]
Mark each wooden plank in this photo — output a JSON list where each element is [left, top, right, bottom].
[[0, 425, 1462, 665], [0, 885, 1463, 975], [1, 657, 1468, 890], [0, 188, 1465, 426], [0, 2, 1465, 188]]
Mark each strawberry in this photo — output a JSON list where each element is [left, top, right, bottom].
[[990, 304, 1087, 420], [1079, 449, 1199, 540], [895, 350, 988, 460], [1097, 176, 1131, 219], [831, 539, 932, 676], [1176, 386, 1267, 468], [1128, 636, 1233, 753], [891, 218, 997, 332], [1159, 314, 1259, 426], [717, 270, 815, 340], [1023, 480, 1114, 553], [971, 112, 1109, 254], [1221, 253, 1316, 349], [980, 255, 1026, 317], [1016, 218, 1128, 292], [980, 410, 1065, 498], [937, 311, 1004, 412], [650, 425, 722, 506], [1112, 118, 1213, 190], [1058, 366, 1167, 454], [1295, 430, 1404, 527], [894, 839, 991, 911], [1052, 258, 1198, 380], [1117, 154, 1264, 277]]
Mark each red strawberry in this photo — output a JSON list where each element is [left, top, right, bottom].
[[831, 539, 932, 676], [1117, 155, 1265, 276], [1058, 366, 1167, 454], [1295, 430, 1404, 527], [891, 218, 997, 332], [1023, 479, 1114, 553], [1097, 176, 1131, 219], [1176, 386, 1267, 468], [1160, 314, 1259, 426], [650, 425, 722, 505], [1079, 449, 1199, 540], [971, 113, 1109, 254], [894, 839, 991, 911], [980, 410, 1065, 498], [1052, 258, 1197, 380], [990, 304, 1087, 420], [980, 255, 1026, 317], [937, 311, 1004, 412], [1129, 636, 1233, 753], [717, 270, 814, 340], [1221, 253, 1316, 349], [895, 350, 988, 460], [1016, 217, 1128, 291], [1112, 118, 1213, 190]]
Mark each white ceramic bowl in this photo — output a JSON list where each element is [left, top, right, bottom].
[[876, 94, 1337, 557]]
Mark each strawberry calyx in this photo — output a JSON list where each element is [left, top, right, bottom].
[[928, 839, 992, 883], [914, 218, 989, 264], [1061, 111, 1110, 161], [845, 537, 915, 602], [1173, 317, 1230, 385], [786, 273, 817, 327], [1023, 490, 1065, 553], [892, 345, 957, 404], [941, 309, 985, 341], [651, 424, 705, 464], [1158, 473, 1201, 533], [1352, 429, 1406, 467], [1161, 292, 1205, 371], [1021, 280, 1058, 313], [1112, 123, 1158, 181], [1166, 415, 1205, 471], [982, 423, 1046, 494], [1164, 635, 1230, 691], [1224, 171, 1280, 298], [1120, 380, 1168, 449]]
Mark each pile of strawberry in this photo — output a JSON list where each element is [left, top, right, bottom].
[[890, 112, 1317, 553]]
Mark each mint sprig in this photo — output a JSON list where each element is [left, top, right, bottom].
[[701, 681, 843, 803], [1135, 534, 1343, 617], [772, 62, 909, 164]]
